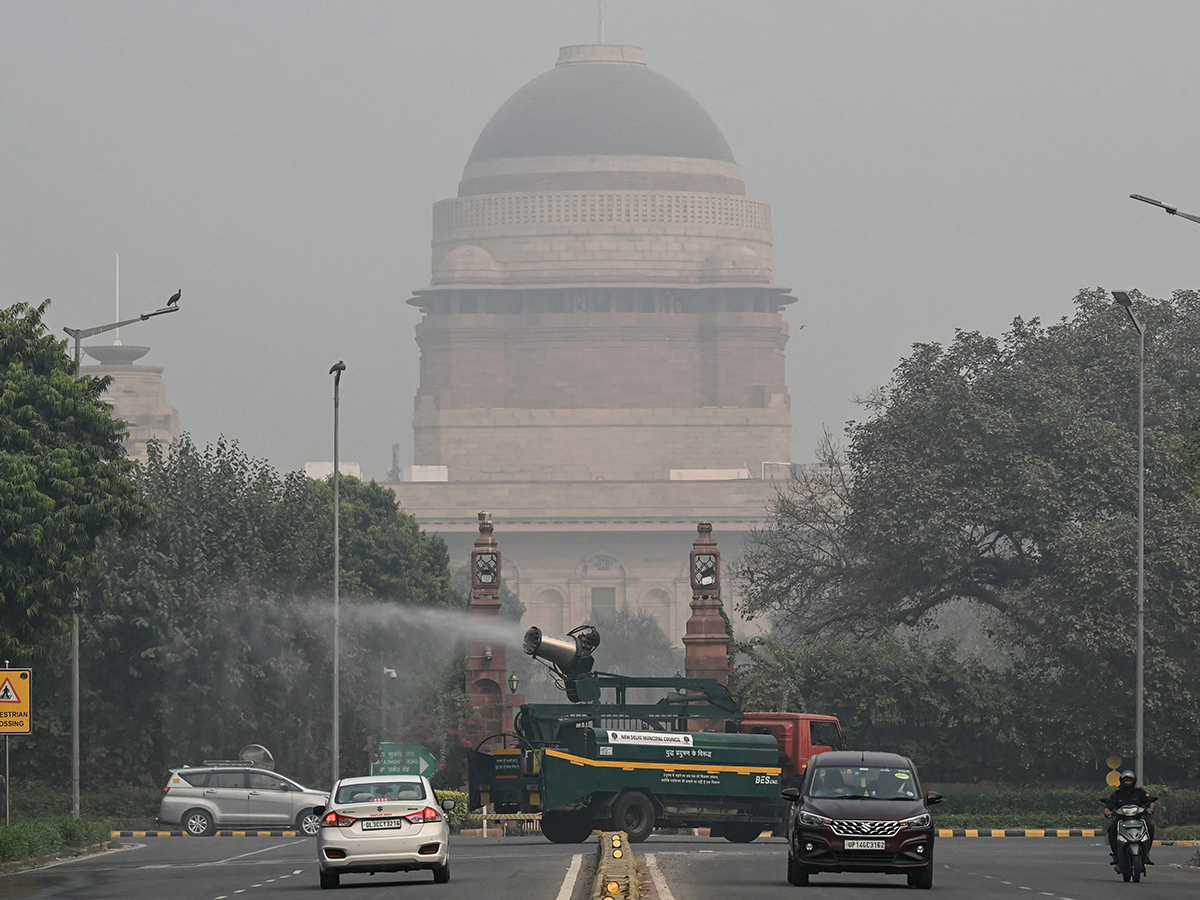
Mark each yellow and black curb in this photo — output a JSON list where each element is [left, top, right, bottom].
[[937, 828, 1197, 846], [593, 831, 639, 900], [110, 830, 301, 838]]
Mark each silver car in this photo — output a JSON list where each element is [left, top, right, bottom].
[[159, 766, 329, 836], [316, 775, 454, 888]]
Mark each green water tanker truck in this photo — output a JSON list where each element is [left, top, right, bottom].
[[468, 625, 844, 843]]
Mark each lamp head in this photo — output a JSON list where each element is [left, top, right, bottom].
[[329, 360, 346, 375], [1112, 290, 1133, 309]]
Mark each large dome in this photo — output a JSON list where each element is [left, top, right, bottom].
[[467, 45, 735, 164]]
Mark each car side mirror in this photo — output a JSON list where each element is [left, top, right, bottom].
[[781, 787, 801, 803], [441, 798, 457, 812], [312, 805, 325, 818], [924, 792, 943, 806]]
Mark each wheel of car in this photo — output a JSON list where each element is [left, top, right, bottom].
[[723, 823, 762, 843], [432, 861, 451, 884], [786, 851, 809, 886], [906, 863, 933, 889], [296, 809, 321, 836], [319, 870, 340, 889], [610, 792, 655, 843], [541, 811, 593, 844], [183, 808, 214, 837]]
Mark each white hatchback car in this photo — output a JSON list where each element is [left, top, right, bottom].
[[316, 775, 454, 888]]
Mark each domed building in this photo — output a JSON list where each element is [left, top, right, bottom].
[[388, 44, 797, 644]]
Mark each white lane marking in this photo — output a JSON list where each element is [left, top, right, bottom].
[[141, 864, 171, 869], [293, 869, 302, 874], [215, 896, 228, 899], [644, 855, 678, 900], [1001, 881, 1012, 885], [266, 880, 275, 883], [553, 853, 583, 900], [212, 840, 306, 866], [1040, 893, 1054, 896], [279, 875, 289, 879], [234, 892, 245, 895]]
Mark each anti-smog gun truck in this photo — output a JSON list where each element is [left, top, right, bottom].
[[468, 624, 844, 843]]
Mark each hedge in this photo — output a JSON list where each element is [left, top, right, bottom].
[[928, 784, 1200, 827], [0, 818, 109, 864], [435, 790, 469, 834]]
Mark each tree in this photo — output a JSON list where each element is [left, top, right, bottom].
[[0, 300, 144, 659], [736, 289, 1200, 775], [18, 435, 468, 788]]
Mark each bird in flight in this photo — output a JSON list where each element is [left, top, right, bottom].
[[167, 289, 181, 307]]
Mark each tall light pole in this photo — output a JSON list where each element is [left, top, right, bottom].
[[329, 360, 346, 787], [1111, 290, 1145, 785], [63, 300, 179, 820], [1130, 193, 1200, 225]]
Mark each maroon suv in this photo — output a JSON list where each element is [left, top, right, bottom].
[[782, 750, 942, 889]]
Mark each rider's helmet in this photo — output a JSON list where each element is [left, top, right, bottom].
[[1119, 770, 1136, 786]]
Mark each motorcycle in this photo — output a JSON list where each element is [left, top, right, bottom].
[[1104, 797, 1158, 883]]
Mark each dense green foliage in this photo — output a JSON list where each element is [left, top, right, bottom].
[[0, 301, 145, 658], [736, 290, 1200, 779], [434, 790, 469, 833], [17, 436, 473, 792], [0, 817, 109, 863]]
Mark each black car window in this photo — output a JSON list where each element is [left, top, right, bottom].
[[209, 771, 247, 789], [248, 773, 288, 790], [177, 771, 210, 787], [809, 766, 917, 799]]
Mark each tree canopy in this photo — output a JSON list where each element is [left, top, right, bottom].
[[0, 301, 144, 659], [736, 289, 1200, 777], [20, 435, 470, 788]]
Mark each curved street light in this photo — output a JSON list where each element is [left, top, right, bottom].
[[1130, 194, 1200, 225]]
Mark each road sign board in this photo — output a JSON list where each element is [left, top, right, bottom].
[[372, 742, 437, 777], [0, 669, 31, 735]]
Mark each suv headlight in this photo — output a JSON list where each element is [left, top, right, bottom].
[[799, 811, 832, 827], [901, 814, 931, 828]]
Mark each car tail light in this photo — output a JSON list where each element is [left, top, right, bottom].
[[406, 806, 443, 824], [162, 787, 170, 794], [322, 810, 356, 828]]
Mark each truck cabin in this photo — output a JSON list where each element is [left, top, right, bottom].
[[735, 713, 845, 780]]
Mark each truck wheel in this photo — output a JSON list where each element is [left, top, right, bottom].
[[724, 823, 762, 843], [610, 792, 655, 843], [541, 811, 593, 843]]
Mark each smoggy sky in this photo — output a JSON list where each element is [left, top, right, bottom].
[[4, 1, 1197, 480]]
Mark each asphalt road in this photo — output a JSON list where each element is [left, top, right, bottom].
[[648, 835, 1200, 898], [0, 836, 587, 900], [2, 834, 1196, 899]]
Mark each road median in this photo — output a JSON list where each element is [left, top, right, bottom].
[[592, 831, 639, 900]]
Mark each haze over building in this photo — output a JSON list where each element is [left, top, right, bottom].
[[387, 43, 798, 644]]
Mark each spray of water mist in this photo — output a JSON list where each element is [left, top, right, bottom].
[[293, 598, 527, 647]]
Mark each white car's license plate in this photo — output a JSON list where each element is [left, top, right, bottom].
[[844, 839, 886, 850], [361, 818, 405, 830]]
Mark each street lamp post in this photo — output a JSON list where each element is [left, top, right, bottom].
[[329, 361, 346, 787], [1112, 290, 1145, 786], [63, 301, 179, 820]]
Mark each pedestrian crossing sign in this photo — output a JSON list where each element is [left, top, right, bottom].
[[0, 669, 31, 734]]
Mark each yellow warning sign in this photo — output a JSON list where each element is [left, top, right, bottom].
[[0, 669, 31, 734]]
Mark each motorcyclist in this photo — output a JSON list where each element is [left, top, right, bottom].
[[1103, 770, 1155, 865]]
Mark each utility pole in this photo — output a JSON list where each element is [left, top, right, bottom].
[[63, 297, 179, 818], [329, 361, 346, 787]]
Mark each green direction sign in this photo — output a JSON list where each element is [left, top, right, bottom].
[[373, 742, 437, 777]]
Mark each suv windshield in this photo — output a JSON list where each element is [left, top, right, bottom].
[[335, 781, 426, 804], [809, 766, 917, 799]]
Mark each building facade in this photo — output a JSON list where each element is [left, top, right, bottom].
[[80, 344, 181, 465], [387, 44, 796, 644]]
